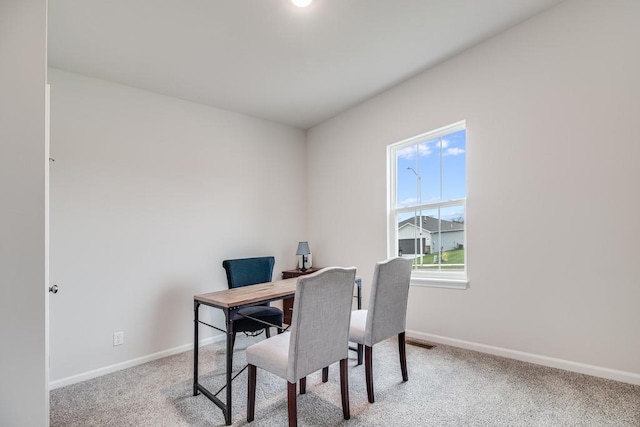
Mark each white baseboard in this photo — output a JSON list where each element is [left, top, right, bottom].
[[49, 335, 225, 390], [406, 330, 640, 386]]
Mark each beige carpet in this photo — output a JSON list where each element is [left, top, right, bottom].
[[51, 335, 640, 426]]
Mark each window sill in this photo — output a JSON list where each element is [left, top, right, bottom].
[[410, 276, 469, 290]]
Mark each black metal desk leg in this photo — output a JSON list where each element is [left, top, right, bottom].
[[193, 301, 200, 396], [224, 309, 233, 425]]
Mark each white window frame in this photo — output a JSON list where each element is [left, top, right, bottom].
[[387, 121, 469, 290]]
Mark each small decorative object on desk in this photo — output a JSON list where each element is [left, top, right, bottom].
[[296, 241, 311, 272]]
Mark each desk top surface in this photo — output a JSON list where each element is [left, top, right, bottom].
[[194, 278, 298, 309]]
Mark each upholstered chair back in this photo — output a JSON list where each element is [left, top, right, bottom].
[[286, 267, 356, 383], [222, 256, 275, 288], [364, 257, 413, 346]]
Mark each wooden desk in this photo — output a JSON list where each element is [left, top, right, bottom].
[[281, 268, 321, 279], [193, 278, 297, 425], [196, 278, 298, 309], [193, 275, 362, 425]]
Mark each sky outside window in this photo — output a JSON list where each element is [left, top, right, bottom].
[[396, 129, 466, 220]]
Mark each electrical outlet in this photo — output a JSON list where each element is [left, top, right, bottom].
[[113, 331, 124, 346]]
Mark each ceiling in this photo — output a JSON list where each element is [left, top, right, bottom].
[[48, 0, 564, 130]]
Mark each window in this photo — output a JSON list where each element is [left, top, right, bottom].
[[387, 121, 467, 288]]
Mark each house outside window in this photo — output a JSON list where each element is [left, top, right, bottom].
[[387, 121, 467, 289]]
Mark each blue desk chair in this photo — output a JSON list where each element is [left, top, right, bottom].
[[222, 257, 284, 348]]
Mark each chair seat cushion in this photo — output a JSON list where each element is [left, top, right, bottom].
[[349, 309, 368, 345], [232, 306, 283, 333], [246, 331, 290, 380]]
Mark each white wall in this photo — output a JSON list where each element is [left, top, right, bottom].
[[432, 231, 463, 253], [0, 0, 49, 424], [307, 0, 640, 381], [48, 69, 307, 382]]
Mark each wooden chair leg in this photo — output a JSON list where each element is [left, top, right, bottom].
[[247, 364, 256, 422], [398, 332, 408, 381], [365, 345, 374, 403], [299, 377, 306, 394], [287, 381, 297, 427], [322, 366, 329, 382], [357, 344, 363, 365], [340, 358, 350, 420]]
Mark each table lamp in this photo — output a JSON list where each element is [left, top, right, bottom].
[[296, 241, 311, 272]]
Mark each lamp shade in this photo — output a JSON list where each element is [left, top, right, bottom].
[[296, 241, 310, 255]]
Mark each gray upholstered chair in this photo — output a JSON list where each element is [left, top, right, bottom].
[[246, 267, 357, 427], [349, 257, 413, 403]]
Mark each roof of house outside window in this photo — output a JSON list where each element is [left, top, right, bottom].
[[398, 216, 464, 234]]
